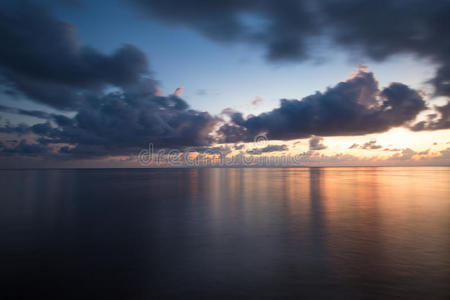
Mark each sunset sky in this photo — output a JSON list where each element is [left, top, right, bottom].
[[0, 0, 449, 167]]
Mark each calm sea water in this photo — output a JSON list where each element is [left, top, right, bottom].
[[0, 167, 449, 299]]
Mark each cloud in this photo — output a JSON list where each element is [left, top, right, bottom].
[[218, 69, 427, 142], [410, 101, 450, 131], [0, 79, 220, 158], [251, 97, 263, 106], [321, 0, 450, 96], [234, 144, 245, 150], [0, 2, 223, 160], [309, 136, 327, 151], [349, 139, 383, 150], [0, 2, 149, 109], [173, 87, 184, 97], [388, 148, 419, 161], [0, 104, 59, 120], [128, 0, 450, 96], [246, 144, 288, 155], [360, 140, 382, 150], [186, 146, 232, 156], [1, 1, 448, 165], [0, 140, 48, 156], [129, 0, 320, 62]]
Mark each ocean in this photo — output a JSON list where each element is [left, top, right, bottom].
[[0, 167, 449, 299]]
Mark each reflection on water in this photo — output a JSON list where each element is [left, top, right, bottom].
[[0, 167, 449, 299]]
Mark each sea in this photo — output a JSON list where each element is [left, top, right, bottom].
[[0, 167, 449, 299]]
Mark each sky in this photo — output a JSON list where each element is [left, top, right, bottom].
[[0, 0, 449, 167]]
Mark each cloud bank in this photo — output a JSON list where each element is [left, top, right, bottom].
[[0, 80, 219, 158], [218, 69, 427, 142]]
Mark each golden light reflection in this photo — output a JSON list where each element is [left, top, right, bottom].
[[194, 167, 449, 272]]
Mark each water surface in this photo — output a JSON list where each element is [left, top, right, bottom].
[[0, 167, 449, 299]]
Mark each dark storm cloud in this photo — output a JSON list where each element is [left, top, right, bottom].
[[218, 70, 427, 142], [0, 121, 68, 142], [309, 136, 327, 151], [246, 144, 288, 155], [0, 2, 149, 109], [0, 79, 220, 158], [321, 0, 450, 97], [129, 0, 450, 96], [0, 123, 32, 135], [129, 0, 319, 61]]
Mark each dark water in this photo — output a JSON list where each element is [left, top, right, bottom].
[[0, 167, 449, 299]]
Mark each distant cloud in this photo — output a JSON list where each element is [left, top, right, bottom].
[[220, 107, 235, 116], [187, 146, 232, 156], [173, 87, 184, 97], [350, 140, 383, 150], [251, 97, 263, 106], [309, 136, 327, 151], [247, 144, 288, 155], [195, 89, 220, 96], [196, 89, 207, 96], [388, 148, 420, 161], [361, 141, 382, 150], [0, 140, 48, 156]]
